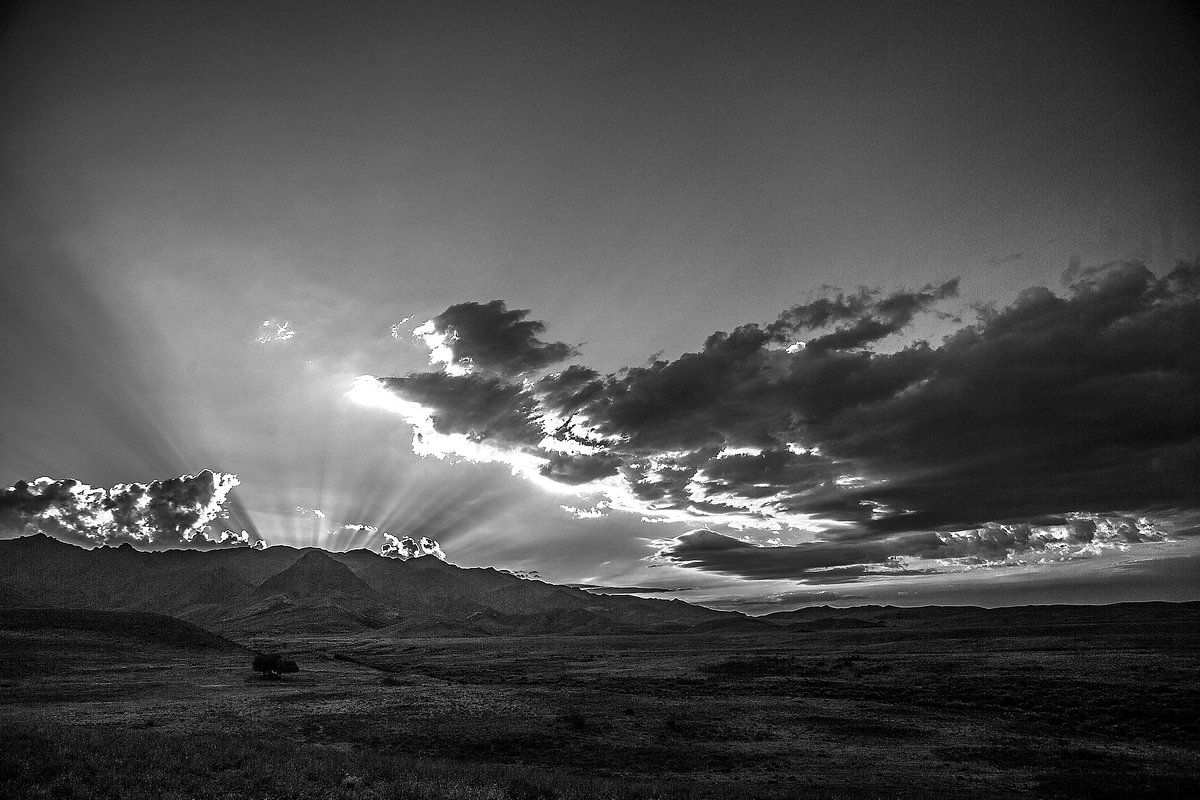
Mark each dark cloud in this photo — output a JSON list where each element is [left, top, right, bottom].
[[378, 373, 544, 448], [764, 279, 959, 347], [987, 252, 1023, 266], [815, 261, 1200, 531], [546, 282, 960, 455], [654, 518, 1170, 582], [367, 259, 1199, 580], [534, 365, 605, 418], [0, 471, 260, 549], [795, 279, 960, 354], [420, 300, 577, 377], [539, 453, 623, 485], [654, 530, 908, 581]]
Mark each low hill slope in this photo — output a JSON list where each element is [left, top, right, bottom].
[[0, 608, 243, 652]]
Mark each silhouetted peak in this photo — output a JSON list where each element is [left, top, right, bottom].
[[294, 548, 337, 564], [5, 532, 74, 549], [254, 548, 377, 599], [273, 549, 360, 580]]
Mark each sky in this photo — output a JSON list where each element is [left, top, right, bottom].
[[2, 0, 1198, 612]]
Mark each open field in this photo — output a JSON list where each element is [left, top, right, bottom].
[[2, 607, 1199, 799]]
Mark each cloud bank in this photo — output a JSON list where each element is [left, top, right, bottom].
[[653, 514, 1171, 582], [0, 470, 263, 549], [355, 261, 1200, 581]]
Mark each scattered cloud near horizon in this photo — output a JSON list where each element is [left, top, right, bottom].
[[380, 532, 446, 561], [0, 471, 261, 549], [327, 523, 446, 561], [356, 259, 1200, 582], [0, 476, 453, 561], [652, 514, 1178, 583]]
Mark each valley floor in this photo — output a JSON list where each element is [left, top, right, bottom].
[[2, 609, 1199, 799]]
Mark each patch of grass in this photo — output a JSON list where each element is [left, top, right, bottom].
[[5, 617, 1200, 799], [938, 741, 1200, 800], [702, 655, 795, 677], [797, 715, 921, 740], [0, 720, 750, 800], [558, 708, 587, 730]]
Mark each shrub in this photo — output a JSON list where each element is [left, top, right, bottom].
[[252, 652, 299, 679]]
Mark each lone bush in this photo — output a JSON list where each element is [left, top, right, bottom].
[[252, 652, 299, 679]]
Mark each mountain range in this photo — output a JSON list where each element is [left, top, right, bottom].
[[7, 534, 1195, 644], [0, 533, 762, 638]]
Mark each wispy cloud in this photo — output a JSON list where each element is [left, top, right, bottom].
[[256, 319, 296, 343], [986, 252, 1023, 266]]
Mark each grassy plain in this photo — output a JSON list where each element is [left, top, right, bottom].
[[2, 607, 1199, 799]]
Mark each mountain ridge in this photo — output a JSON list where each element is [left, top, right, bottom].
[[0, 533, 763, 638]]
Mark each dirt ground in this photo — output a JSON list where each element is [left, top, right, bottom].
[[2, 613, 1198, 798]]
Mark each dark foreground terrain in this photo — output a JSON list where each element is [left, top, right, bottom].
[[3, 604, 1199, 799]]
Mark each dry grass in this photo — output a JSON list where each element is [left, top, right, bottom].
[[3, 611, 1200, 799]]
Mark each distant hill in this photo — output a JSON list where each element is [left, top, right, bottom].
[[0, 534, 765, 639], [0, 608, 244, 652], [759, 600, 1200, 635]]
